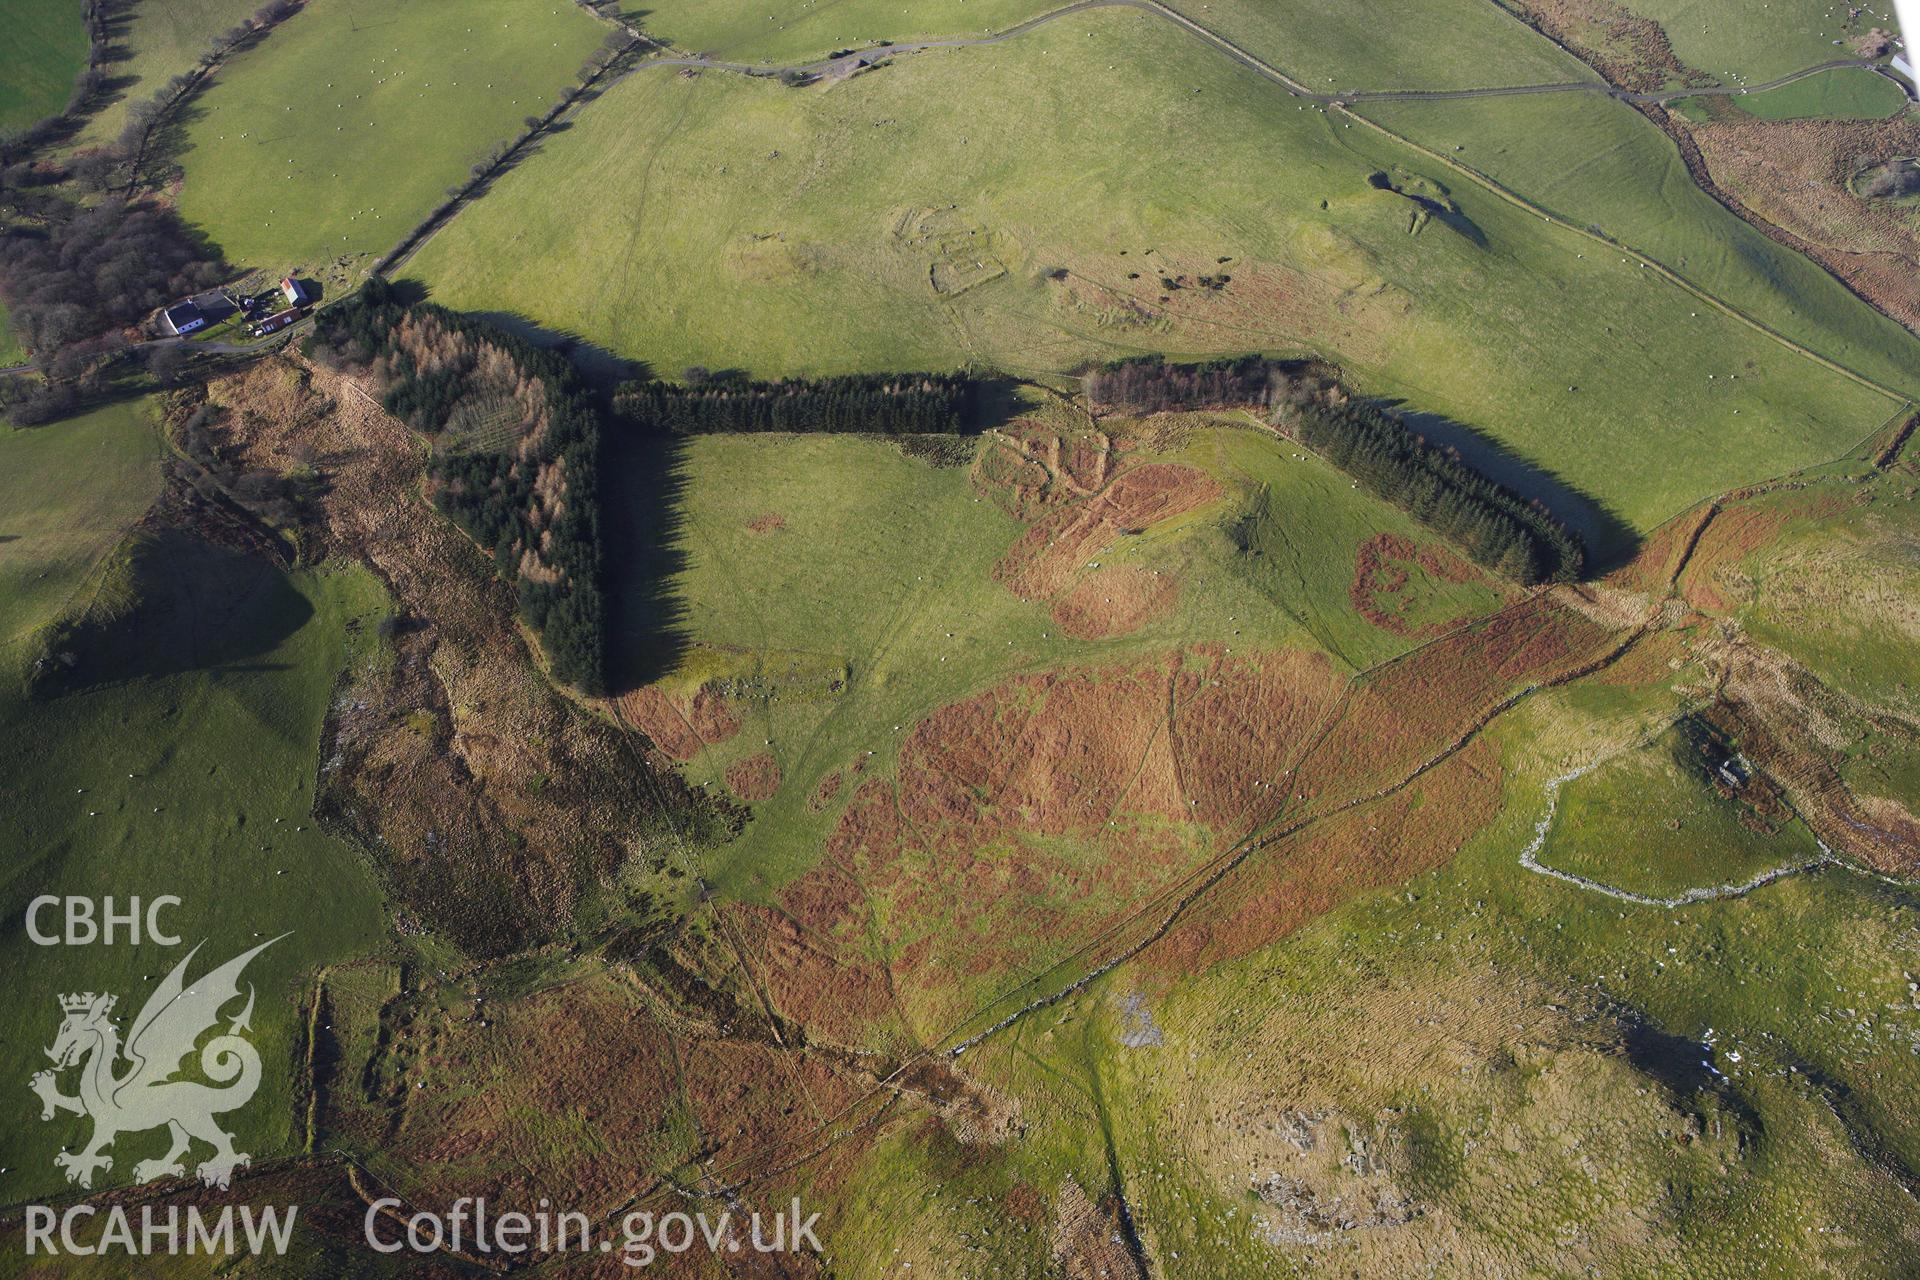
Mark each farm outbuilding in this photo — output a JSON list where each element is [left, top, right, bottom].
[[281, 276, 310, 306], [253, 307, 300, 336]]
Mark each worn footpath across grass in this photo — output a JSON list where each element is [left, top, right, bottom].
[[630, 0, 1055, 63], [826, 652, 1920, 1274], [620, 417, 1507, 901], [1732, 66, 1912, 120], [1619, 0, 1882, 83]]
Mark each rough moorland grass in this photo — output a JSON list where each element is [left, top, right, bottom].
[[0, 560, 391, 1201], [631, 0, 1054, 63], [900, 666, 1920, 1276], [0, 398, 163, 668], [1620, 0, 1868, 83], [412, 7, 1904, 531], [174, 0, 607, 271], [0, 0, 89, 138], [1359, 92, 1920, 398], [839, 707, 1920, 1274], [1733, 66, 1912, 120], [74, 0, 261, 148]]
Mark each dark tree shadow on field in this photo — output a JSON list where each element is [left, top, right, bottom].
[[602, 426, 692, 692], [1431, 205, 1487, 249], [1384, 401, 1641, 574], [465, 311, 650, 390], [965, 374, 1028, 433], [385, 277, 430, 307], [131, 95, 208, 197]]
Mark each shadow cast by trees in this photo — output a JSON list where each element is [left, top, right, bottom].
[[1388, 403, 1640, 573], [601, 427, 692, 692]]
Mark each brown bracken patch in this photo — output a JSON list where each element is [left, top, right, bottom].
[[993, 462, 1222, 600], [1051, 564, 1180, 639], [205, 357, 712, 956], [1349, 532, 1483, 639], [726, 751, 783, 802], [616, 684, 742, 761], [807, 768, 844, 812], [747, 512, 786, 534], [1143, 741, 1504, 974], [775, 647, 1346, 1036], [1685, 112, 1920, 332]]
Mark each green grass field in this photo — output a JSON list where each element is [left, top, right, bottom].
[[619, 417, 1505, 899], [1621, 0, 1872, 83], [173, 0, 608, 271], [1358, 91, 1920, 398], [1203, 0, 1592, 92], [412, 6, 1906, 533], [73, 0, 261, 148], [1732, 65, 1912, 119], [0, 560, 392, 1202], [0, 0, 88, 138], [1536, 727, 1827, 898], [0, 399, 163, 669], [631, 0, 1054, 62], [0, 402, 391, 1200]]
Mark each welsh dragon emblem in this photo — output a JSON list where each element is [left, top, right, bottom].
[[29, 937, 282, 1190]]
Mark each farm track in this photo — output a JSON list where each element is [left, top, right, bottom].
[[636, 0, 1894, 111]]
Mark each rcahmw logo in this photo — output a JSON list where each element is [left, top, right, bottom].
[[21, 930, 300, 1258]]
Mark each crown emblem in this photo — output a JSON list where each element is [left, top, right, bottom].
[[59, 992, 114, 1016]]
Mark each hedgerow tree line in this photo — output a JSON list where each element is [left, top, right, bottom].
[[1082, 353, 1292, 416], [1087, 354, 1584, 585], [613, 369, 972, 435], [308, 278, 606, 691]]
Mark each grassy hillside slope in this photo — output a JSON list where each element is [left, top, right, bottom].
[[74, 0, 260, 147], [0, 0, 88, 137], [1359, 92, 1920, 397], [411, 7, 1904, 531], [1203, 0, 1593, 91], [0, 398, 163, 667], [1619, 0, 1868, 82], [632, 0, 1055, 62], [174, 0, 607, 270]]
